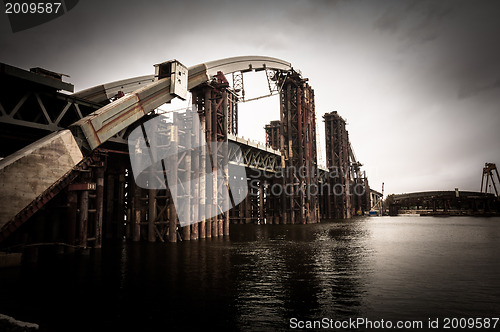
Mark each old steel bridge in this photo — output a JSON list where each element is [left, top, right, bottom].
[[0, 56, 371, 253]]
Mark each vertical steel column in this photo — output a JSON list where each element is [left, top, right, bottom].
[[211, 88, 219, 238], [229, 73, 240, 135], [259, 181, 264, 224], [51, 204, 61, 249], [297, 84, 305, 224], [278, 71, 319, 224], [148, 189, 157, 242], [66, 190, 77, 252], [364, 175, 370, 213], [326, 112, 342, 219], [125, 167, 132, 240], [105, 173, 115, 239], [288, 83, 296, 225], [191, 108, 200, 240], [238, 193, 244, 224], [307, 87, 319, 223], [222, 90, 230, 236], [204, 88, 213, 239], [147, 119, 157, 242], [182, 112, 191, 241], [345, 132, 352, 218], [245, 183, 252, 224], [117, 171, 125, 238], [265, 181, 272, 224], [95, 165, 104, 248], [78, 189, 89, 248], [251, 183, 260, 224], [190, 76, 232, 238], [199, 98, 206, 239], [265, 121, 280, 150], [168, 113, 179, 243], [132, 180, 141, 242], [188, 90, 205, 239], [324, 111, 352, 219], [326, 180, 332, 219], [274, 179, 281, 224]]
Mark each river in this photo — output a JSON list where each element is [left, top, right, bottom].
[[1, 216, 499, 331]]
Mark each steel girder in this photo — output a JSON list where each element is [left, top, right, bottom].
[[265, 120, 281, 151], [229, 139, 281, 173], [324, 111, 351, 219], [73, 56, 292, 104], [277, 70, 319, 224]]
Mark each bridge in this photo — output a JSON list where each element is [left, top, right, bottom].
[[0, 56, 371, 253], [387, 190, 500, 216]]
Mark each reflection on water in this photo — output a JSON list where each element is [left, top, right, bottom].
[[229, 223, 371, 330], [0, 216, 499, 331]]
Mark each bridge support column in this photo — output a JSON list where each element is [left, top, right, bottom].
[[197, 96, 207, 239], [274, 70, 318, 224], [237, 196, 244, 224], [131, 179, 142, 242], [222, 95, 230, 235], [117, 171, 125, 239], [204, 89, 213, 238], [95, 165, 104, 248], [146, 118, 158, 243], [324, 111, 352, 219], [212, 86, 220, 238], [191, 110, 200, 240], [245, 186, 252, 224], [148, 189, 157, 242], [78, 189, 89, 248], [105, 173, 115, 239], [180, 110, 192, 241], [259, 181, 264, 224], [66, 191, 77, 251], [191, 75, 235, 238], [277, 71, 319, 224], [168, 114, 179, 243]]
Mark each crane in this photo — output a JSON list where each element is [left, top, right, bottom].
[[481, 163, 500, 197]]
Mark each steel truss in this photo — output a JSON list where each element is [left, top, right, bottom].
[[276, 70, 319, 224], [324, 111, 351, 219], [0, 87, 132, 156]]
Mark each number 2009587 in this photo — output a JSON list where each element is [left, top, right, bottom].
[[443, 318, 499, 329], [5, 2, 62, 14]]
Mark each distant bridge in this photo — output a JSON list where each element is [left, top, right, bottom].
[[388, 190, 499, 216]]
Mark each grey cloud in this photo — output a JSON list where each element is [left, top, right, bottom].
[[374, 11, 401, 33], [373, 1, 408, 34], [458, 78, 500, 99], [403, 1, 453, 43], [374, 0, 454, 44]]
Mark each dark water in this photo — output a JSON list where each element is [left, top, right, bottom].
[[1, 216, 500, 331]]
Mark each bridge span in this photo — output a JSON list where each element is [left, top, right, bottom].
[[0, 57, 371, 253], [388, 190, 499, 216]]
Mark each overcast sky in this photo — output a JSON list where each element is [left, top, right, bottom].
[[1, 0, 499, 196]]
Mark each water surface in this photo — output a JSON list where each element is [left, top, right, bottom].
[[0, 216, 499, 331]]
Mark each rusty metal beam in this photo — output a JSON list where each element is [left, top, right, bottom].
[[73, 56, 291, 104]]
